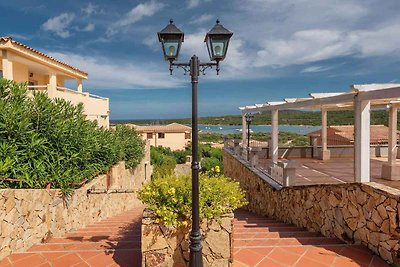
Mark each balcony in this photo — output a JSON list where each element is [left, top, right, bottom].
[[27, 85, 109, 128]]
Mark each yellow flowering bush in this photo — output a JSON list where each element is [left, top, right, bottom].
[[137, 174, 248, 227]]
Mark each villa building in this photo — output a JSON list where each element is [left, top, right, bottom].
[[307, 125, 399, 145], [0, 37, 109, 128], [128, 123, 192, 150]]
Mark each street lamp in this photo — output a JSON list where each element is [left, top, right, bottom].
[[245, 113, 254, 161], [158, 20, 233, 267]]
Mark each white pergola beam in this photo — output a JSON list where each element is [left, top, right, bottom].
[[388, 106, 398, 165], [351, 84, 400, 92]]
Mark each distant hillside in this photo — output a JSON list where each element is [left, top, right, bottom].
[[112, 109, 394, 127]]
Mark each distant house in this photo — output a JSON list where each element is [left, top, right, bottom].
[[307, 125, 399, 145], [0, 37, 109, 128], [128, 123, 192, 150]]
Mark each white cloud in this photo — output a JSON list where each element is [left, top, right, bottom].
[[187, 0, 212, 9], [76, 23, 95, 32], [42, 13, 75, 38], [301, 66, 332, 73], [47, 52, 184, 89], [107, 1, 164, 36], [253, 25, 400, 68], [189, 14, 213, 25], [81, 3, 99, 16]]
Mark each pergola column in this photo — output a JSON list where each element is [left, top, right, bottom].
[[270, 109, 279, 162], [354, 97, 370, 182], [382, 105, 400, 180], [242, 112, 247, 146], [319, 108, 331, 160], [1, 50, 14, 80]]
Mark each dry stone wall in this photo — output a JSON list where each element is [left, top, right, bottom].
[[141, 209, 233, 267], [0, 142, 151, 260], [224, 149, 400, 266]]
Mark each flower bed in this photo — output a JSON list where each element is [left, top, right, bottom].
[[138, 173, 247, 266]]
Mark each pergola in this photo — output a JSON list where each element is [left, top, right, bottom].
[[239, 84, 400, 182]]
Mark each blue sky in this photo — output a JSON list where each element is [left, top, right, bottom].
[[1, 0, 400, 120]]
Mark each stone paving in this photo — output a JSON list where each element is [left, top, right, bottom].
[[0, 207, 144, 267], [233, 209, 389, 267]]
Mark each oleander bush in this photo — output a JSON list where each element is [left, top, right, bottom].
[[137, 174, 248, 227], [0, 79, 144, 191]]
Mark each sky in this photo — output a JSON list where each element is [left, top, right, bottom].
[[1, 0, 400, 120]]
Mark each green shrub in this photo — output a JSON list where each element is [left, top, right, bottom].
[[0, 79, 144, 191], [150, 147, 176, 179], [137, 174, 248, 226], [201, 157, 222, 173]]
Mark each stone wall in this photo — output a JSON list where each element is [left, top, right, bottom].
[[0, 141, 151, 260], [141, 209, 233, 267], [224, 149, 400, 265]]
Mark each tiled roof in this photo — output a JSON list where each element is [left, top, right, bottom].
[[0, 36, 88, 76], [127, 123, 192, 133], [308, 125, 397, 144]]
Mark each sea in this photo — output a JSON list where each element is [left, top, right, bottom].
[[198, 125, 320, 135]]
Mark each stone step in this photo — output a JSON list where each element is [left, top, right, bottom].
[[233, 226, 306, 233], [27, 240, 140, 252], [233, 222, 295, 227], [233, 231, 323, 239], [234, 237, 344, 248]]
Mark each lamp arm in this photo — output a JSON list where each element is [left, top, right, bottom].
[[169, 60, 219, 75]]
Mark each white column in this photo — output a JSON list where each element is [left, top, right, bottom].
[[381, 105, 400, 180], [77, 78, 83, 93], [1, 50, 13, 80], [388, 106, 397, 164], [48, 72, 57, 99], [319, 109, 331, 160], [242, 112, 247, 146], [354, 97, 370, 182], [270, 109, 279, 162]]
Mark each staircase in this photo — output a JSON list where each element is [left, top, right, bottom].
[[233, 209, 388, 267], [0, 207, 144, 267]]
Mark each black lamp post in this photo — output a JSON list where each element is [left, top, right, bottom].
[[245, 113, 254, 161], [157, 20, 233, 267]]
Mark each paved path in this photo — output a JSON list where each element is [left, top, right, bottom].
[[233, 209, 389, 267], [0, 207, 144, 267]]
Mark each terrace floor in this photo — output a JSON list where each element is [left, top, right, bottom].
[[259, 157, 400, 190], [0, 207, 144, 267]]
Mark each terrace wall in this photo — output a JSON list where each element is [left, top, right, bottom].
[[224, 149, 400, 265], [0, 142, 151, 260]]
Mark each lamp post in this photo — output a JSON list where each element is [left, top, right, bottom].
[[245, 113, 254, 161], [157, 20, 233, 267]]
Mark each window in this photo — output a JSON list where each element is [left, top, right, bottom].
[[0, 70, 3, 78], [147, 133, 153, 139], [158, 133, 165, 139], [185, 132, 191, 139]]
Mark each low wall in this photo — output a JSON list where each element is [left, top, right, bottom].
[[0, 142, 151, 260], [224, 149, 400, 265], [142, 209, 233, 267]]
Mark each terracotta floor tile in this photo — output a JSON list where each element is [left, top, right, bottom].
[[234, 248, 266, 266], [294, 256, 329, 267], [256, 257, 286, 267], [12, 254, 46, 267], [51, 253, 83, 267], [267, 247, 303, 266]]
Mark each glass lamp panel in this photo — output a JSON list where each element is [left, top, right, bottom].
[[211, 40, 226, 58], [163, 41, 179, 57]]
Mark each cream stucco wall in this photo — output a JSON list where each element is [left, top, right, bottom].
[[145, 132, 191, 151], [12, 61, 28, 82]]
